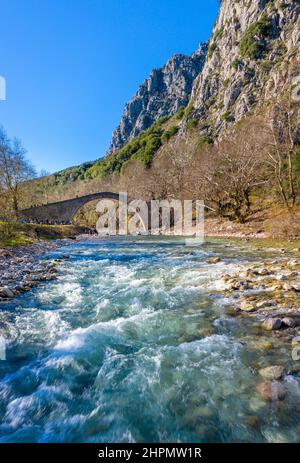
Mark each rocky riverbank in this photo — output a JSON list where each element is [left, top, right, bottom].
[[219, 256, 300, 333], [212, 251, 300, 402], [0, 240, 71, 301]]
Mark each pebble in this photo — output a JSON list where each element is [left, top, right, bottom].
[[283, 284, 293, 291], [257, 268, 270, 276], [244, 415, 260, 428], [206, 256, 221, 264], [288, 260, 300, 267], [255, 300, 273, 309], [248, 397, 266, 412], [292, 336, 300, 346]]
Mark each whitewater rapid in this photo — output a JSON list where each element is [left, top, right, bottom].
[[0, 237, 299, 443]]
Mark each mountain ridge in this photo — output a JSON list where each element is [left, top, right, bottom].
[[108, 42, 208, 153]]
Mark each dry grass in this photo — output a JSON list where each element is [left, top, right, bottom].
[[0, 222, 87, 248], [204, 203, 300, 240]]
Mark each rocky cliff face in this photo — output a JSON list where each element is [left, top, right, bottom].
[[109, 0, 299, 153], [189, 0, 300, 137], [109, 43, 208, 153]]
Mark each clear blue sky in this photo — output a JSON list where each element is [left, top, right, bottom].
[[0, 0, 220, 173]]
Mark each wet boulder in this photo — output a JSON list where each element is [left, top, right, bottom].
[[256, 381, 286, 401]]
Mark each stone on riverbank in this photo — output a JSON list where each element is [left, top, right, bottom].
[[292, 336, 300, 346], [262, 318, 282, 331], [259, 366, 284, 380], [0, 287, 14, 298], [240, 301, 256, 312], [282, 317, 297, 328], [206, 256, 221, 264]]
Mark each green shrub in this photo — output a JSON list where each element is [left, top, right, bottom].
[[240, 15, 273, 60], [85, 117, 175, 178], [232, 58, 240, 70], [161, 126, 179, 143], [221, 111, 231, 122], [52, 162, 94, 186], [208, 42, 217, 59], [175, 107, 185, 120], [186, 119, 199, 130], [184, 104, 194, 119], [214, 27, 224, 41], [4, 237, 33, 247], [198, 134, 214, 147], [223, 78, 230, 89]]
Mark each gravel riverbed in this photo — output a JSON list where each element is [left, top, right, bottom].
[[0, 240, 71, 301]]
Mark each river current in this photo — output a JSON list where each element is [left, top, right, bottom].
[[0, 237, 299, 443]]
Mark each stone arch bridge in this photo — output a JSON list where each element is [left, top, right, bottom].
[[19, 192, 153, 230], [19, 192, 121, 225]]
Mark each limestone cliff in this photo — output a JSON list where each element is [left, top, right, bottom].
[[188, 0, 300, 137], [109, 43, 208, 153]]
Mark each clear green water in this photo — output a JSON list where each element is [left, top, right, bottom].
[[0, 237, 299, 443]]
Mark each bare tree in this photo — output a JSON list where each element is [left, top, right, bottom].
[[191, 122, 268, 223], [0, 127, 36, 213], [264, 99, 300, 211]]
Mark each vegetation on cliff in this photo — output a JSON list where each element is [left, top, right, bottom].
[[86, 116, 175, 178]]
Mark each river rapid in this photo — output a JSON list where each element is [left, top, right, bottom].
[[0, 237, 299, 443]]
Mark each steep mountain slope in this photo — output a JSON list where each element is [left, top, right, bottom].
[[24, 0, 299, 209], [109, 43, 208, 153], [188, 0, 300, 138]]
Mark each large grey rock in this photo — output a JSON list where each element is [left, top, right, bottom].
[[262, 318, 282, 331]]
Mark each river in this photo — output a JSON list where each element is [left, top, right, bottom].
[[0, 237, 299, 442]]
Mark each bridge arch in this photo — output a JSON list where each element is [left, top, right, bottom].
[[19, 192, 150, 231]]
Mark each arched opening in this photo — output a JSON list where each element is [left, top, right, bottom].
[[72, 198, 149, 234], [72, 198, 119, 231]]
